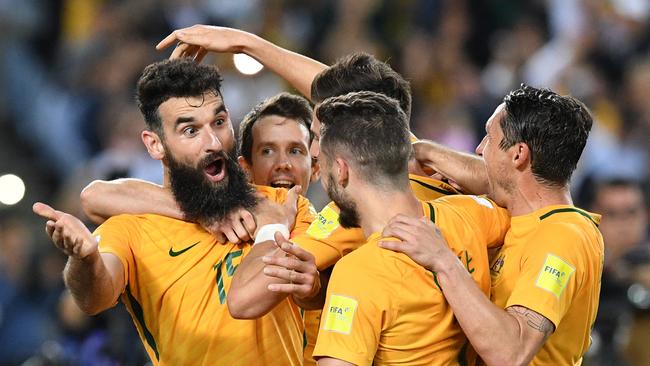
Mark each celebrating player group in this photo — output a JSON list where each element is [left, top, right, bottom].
[[33, 24, 603, 366]]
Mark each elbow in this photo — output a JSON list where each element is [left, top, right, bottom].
[[226, 291, 267, 319], [480, 351, 530, 366], [80, 180, 108, 224]]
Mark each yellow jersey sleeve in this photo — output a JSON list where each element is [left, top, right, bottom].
[[293, 202, 365, 270], [94, 214, 140, 293], [313, 249, 389, 366], [292, 195, 316, 237], [505, 224, 587, 327], [435, 195, 510, 248]]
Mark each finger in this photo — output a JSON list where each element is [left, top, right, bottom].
[[170, 42, 191, 59], [194, 47, 208, 63], [377, 240, 410, 253], [262, 255, 312, 275], [240, 210, 257, 238], [283, 185, 301, 211], [387, 213, 422, 226], [33, 202, 60, 221], [382, 225, 416, 243], [214, 231, 227, 244], [275, 241, 314, 262], [263, 266, 312, 284], [222, 228, 240, 244], [274, 230, 289, 244], [267, 283, 308, 295], [156, 29, 187, 50], [231, 219, 251, 243], [45, 221, 56, 237], [183, 44, 201, 60]]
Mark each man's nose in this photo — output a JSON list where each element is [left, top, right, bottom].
[[204, 129, 223, 152]]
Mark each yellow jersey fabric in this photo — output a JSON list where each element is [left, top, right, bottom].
[[297, 174, 459, 365], [489, 205, 604, 366], [94, 186, 314, 366], [313, 196, 510, 366]]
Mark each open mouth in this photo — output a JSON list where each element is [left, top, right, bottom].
[[270, 177, 296, 189], [203, 157, 226, 182]]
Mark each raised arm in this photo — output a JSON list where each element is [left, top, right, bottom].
[[33, 202, 124, 315], [80, 178, 181, 224], [413, 140, 489, 195], [156, 25, 328, 99], [228, 188, 320, 318]]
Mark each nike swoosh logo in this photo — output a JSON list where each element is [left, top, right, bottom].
[[169, 241, 200, 257]]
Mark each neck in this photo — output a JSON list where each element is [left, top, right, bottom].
[[354, 184, 423, 238], [162, 168, 171, 188], [506, 175, 573, 216]]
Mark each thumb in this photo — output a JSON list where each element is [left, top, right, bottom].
[[284, 185, 301, 211], [33, 202, 61, 221]]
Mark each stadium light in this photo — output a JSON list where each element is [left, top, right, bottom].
[[233, 53, 264, 75], [0, 174, 26, 205]]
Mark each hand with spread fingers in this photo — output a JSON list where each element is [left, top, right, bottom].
[[262, 231, 320, 300], [378, 214, 456, 272], [156, 25, 250, 62], [201, 207, 257, 244], [32, 202, 99, 259]]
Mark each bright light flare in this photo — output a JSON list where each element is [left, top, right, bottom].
[[233, 54, 264, 75], [0, 174, 25, 205]]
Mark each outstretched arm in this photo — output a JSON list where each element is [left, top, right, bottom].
[[33, 202, 125, 315], [80, 179, 181, 224], [412, 140, 488, 195], [157, 25, 328, 99]]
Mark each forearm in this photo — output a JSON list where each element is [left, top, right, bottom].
[[227, 242, 288, 318], [415, 140, 488, 194], [64, 252, 118, 315], [436, 259, 529, 366], [81, 179, 182, 224], [237, 31, 327, 99]]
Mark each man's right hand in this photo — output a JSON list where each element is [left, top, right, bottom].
[[156, 25, 251, 62], [201, 208, 257, 244], [33, 202, 98, 259]]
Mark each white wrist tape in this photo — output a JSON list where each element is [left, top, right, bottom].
[[254, 224, 290, 245]]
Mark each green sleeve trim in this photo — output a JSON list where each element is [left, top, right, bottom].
[[539, 208, 599, 227], [409, 178, 458, 196], [125, 286, 159, 360]]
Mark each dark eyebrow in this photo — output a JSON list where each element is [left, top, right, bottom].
[[175, 103, 227, 126], [214, 104, 227, 116]]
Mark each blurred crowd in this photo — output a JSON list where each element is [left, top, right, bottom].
[[0, 0, 648, 365]]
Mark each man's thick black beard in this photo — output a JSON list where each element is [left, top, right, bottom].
[[325, 174, 361, 229], [167, 150, 258, 224]]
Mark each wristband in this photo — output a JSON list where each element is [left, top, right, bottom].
[[254, 224, 290, 245]]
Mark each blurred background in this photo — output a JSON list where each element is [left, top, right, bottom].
[[0, 0, 648, 365]]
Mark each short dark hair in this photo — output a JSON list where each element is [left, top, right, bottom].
[[238, 92, 313, 163], [593, 178, 649, 207], [500, 84, 593, 187], [136, 59, 223, 136], [311, 52, 412, 119], [316, 91, 411, 189]]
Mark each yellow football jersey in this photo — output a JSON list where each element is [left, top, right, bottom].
[[94, 186, 314, 365], [489, 205, 603, 366], [313, 196, 510, 366], [296, 174, 460, 365]]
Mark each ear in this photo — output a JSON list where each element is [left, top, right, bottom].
[[310, 158, 321, 183], [334, 157, 350, 188], [142, 130, 165, 161], [238, 156, 254, 183], [512, 142, 530, 170]]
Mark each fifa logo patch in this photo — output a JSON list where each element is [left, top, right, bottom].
[[323, 294, 358, 334], [535, 253, 575, 297], [307, 205, 340, 239]]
